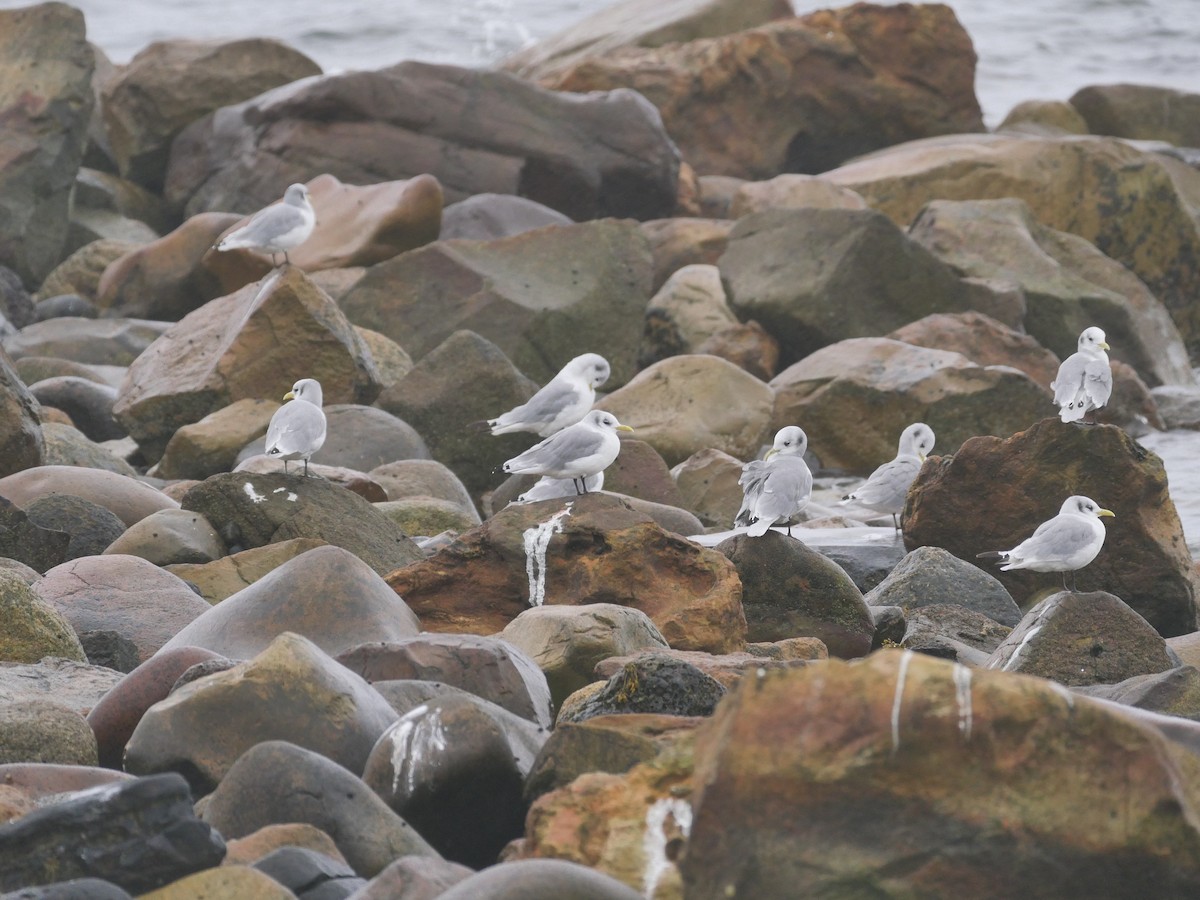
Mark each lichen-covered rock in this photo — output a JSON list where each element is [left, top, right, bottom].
[[1069, 84, 1200, 148], [0, 570, 86, 664]]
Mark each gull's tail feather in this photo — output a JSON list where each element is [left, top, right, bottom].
[[746, 517, 773, 537]]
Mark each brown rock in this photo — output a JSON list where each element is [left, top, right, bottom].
[[223, 822, 347, 867], [94, 211, 243, 320], [386, 493, 746, 653], [206, 173, 443, 290], [347, 856, 474, 900], [638, 264, 738, 369], [598, 355, 774, 467], [888, 311, 1060, 390], [0, 465, 177, 526], [125, 632, 398, 794], [34, 555, 212, 664], [1070, 84, 1200, 148], [156, 397, 279, 480], [41, 421, 138, 477], [0, 4, 94, 284], [139, 865, 296, 899], [336, 633, 553, 728], [157, 545, 422, 661], [729, 174, 868, 218], [101, 38, 321, 190], [695, 321, 780, 381], [86, 646, 223, 769], [602, 439, 686, 510], [907, 197, 1193, 387], [113, 265, 380, 461], [770, 338, 1048, 473], [997, 99, 1089, 137], [165, 62, 680, 222], [1, 316, 169, 366], [682, 650, 1200, 898], [36, 238, 139, 302], [694, 174, 743, 218], [164, 537, 325, 604], [0, 700, 98, 766], [593, 646, 821, 690], [532, 5, 983, 178], [0, 570, 86, 665], [341, 220, 652, 387], [0, 348, 44, 479], [670, 447, 746, 528], [639, 218, 734, 292], [824, 134, 1200, 358], [906, 418, 1196, 635]]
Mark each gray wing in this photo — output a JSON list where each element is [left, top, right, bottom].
[[1083, 358, 1112, 408], [507, 425, 605, 471], [496, 381, 583, 429], [848, 456, 921, 512], [735, 459, 769, 525], [1050, 353, 1088, 406], [755, 458, 813, 522], [266, 401, 326, 455], [1011, 516, 1095, 563], [227, 204, 308, 247]]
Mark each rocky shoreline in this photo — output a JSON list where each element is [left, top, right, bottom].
[[3, 0, 1200, 896]]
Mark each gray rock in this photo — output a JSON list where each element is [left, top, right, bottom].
[[0, 878, 132, 900], [78, 630, 141, 674], [0, 700, 97, 766], [180, 471, 423, 576], [439, 193, 572, 241], [1, 317, 169, 366], [1074, 666, 1200, 721], [344, 857, 473, 900], [901, 604, 1013, 666], [0, 658, 123, 718], [0, 348, 44, 479], [0, 773, 225, 895], [433, 859, 641, 900], [0, 497, 70, 574], [252, 847, 366, 898], [202, 740, 440, 877], [27, 377, 123, 442], [870, 605, 906, 650], [40, 423, 138, 477], [865, 545, 1022, 627], [102, 508, 226, 566], [1151, 385, 1200, 429], [35, 294, 97, 321], [986, 590, 1180, 686], [25, 494, 127, 561], [0, 266, 35, 329]]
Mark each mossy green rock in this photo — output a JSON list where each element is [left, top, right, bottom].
[[0, 570, 86, 663]]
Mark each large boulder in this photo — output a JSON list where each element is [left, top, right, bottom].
[[719, 208, 970, 366], [386, 493, 745, 653], [1069, 84, 1200, 148], [164, 61, 680, 222], [0, 3, 94, 285], [156, 545, 421, 660], [0, 465, 178, 526], [526, 4, 983, 178], [112, 265, 380, 461], [770, 338, 1049, 473], [597, 354, 774, 466], [0, 348, 44, 478], [905, 418, 1197, 636], [100, 38, 321, 191], [1, 316, 169, 366], [502, 0, 792, 81], [180, 471, 423, 576], [124, 632, 398, 794], [823, 134, 1200, 358], [682, 650, 1200, 898], [907, 198, 1194, 387], [340, 219, 651, 386]]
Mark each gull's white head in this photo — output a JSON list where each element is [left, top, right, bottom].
[[1062, 495, 1114, 519], [283, 183, 311, 207], [765, 426, 808, 460], [284, 377, 323, 407], [585, 410, 633, 433], [899, 422, 936, 460], [565, 353, 611, 389], [1078, 326, 1110, 354]]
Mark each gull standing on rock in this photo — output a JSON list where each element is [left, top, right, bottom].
[[480, 354, 611, 437], [1051, 326, 1112, 424], [502, 410, 631, 495], [735, 426, 813, 537], [214, 183, 316, 267], [976, 495, 1114, 592], [518, 472, 604, 503], [841, 422, 936, 530], [265, 378, 326, 477]]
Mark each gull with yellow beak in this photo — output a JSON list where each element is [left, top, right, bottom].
[[841, 422, 936, 531], [502, 410, 632, 495], [735, 426, 813, 537], [1051, 326, 1112, 424], [976, 495, 1115, 592], [264, 378, 326, 476]]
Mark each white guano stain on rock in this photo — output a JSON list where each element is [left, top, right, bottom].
[[642, 797, 692, 899], [998, 624, 1042, 672], [523, 504, 572, 607], [389, 704, 448, 796], [891, 649, 914, 755], [243, 481, 267, 504], [952, 662, 973, 741]]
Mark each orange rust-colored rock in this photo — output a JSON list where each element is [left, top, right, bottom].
[[386, 492, 745, 653]]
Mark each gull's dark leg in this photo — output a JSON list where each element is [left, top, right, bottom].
[[283, 250, 291, 267], [573, 477, 583, 496], [892, 513, 900, 532], [303, 458, 309, 477], [786, 523, 792, 537], [581, 476, 590, 495], [283, 459, 288, 476]]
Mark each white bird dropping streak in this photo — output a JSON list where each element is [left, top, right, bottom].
[[999, 624, 1043, 672], [389, 705, 447, 795], [891, 650, 914, 755], [642, 797, 693, 899], [523, 505, 572, 606], [243, 481, 268, 504], [952, 663, 973, 741]]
